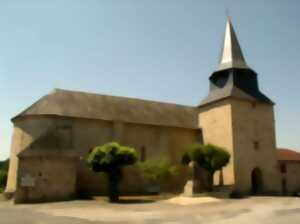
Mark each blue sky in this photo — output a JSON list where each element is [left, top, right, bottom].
[[0, 1, 299, 160]]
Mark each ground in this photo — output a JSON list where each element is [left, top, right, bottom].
[[1, 195, 300, 224]]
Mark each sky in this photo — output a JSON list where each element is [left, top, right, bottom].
[[0, 0, 299, 160]]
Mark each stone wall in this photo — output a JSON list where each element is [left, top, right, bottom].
[[75, 119, 200, 195], [279, 161, 300, 195], [198, 98, 281, 194], [15, 157, 77, 203], [198, 99, 235, 187], [6, 116, 57, 194], [7, 115, 201, 201], [231, 100, 280, 194]]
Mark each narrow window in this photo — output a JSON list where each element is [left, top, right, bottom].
[[254, 141, 260, 150], [140, 146, 146, 162], [196, 129, 203, 143]]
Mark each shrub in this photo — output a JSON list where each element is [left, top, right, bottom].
[[86, 142, 137, 202], [138, 159, 177, 192], [229, 190, 245, 199], [0, 170, 7, 191], [0, 159, 9, 171]]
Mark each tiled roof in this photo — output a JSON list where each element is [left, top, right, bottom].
[[277, 148, 300, 162]]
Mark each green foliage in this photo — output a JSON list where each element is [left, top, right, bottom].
[[0, 159, 9, 171], [139, 159, 177, 184], [182, 143, 230, 191], [86, 142, 137, 202], [0, 159, 9, 192], [182, 143, 230, 175], [0, 170, 7, 190], [87, 142, 137, 173], [181, 143, 202, 165]]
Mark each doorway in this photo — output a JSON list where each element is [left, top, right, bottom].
[[251, 167, 263, 194]]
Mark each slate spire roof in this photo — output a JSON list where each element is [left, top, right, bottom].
[[216, 18, 250, 72], [199, 18, 273, 106]]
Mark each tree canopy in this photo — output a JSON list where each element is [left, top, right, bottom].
[[0, 159, 9, 192], [86, 142, 137, 202], [182, 143, 230, 191], [182, 143, 230, 175], [0, 159, 9, 171]]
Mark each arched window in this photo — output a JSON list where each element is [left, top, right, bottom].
[[140, 146, 146, 162]]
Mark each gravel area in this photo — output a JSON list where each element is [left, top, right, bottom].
[[0, 196, 300, 223]]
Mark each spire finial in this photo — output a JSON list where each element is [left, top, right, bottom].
[[225, 8, 230, 19], [215, 18, 250, 72]]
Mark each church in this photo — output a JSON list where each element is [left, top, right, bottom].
[[5, 19, 300, 203]]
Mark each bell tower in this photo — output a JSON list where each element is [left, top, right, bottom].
[[198, 19, 280, 194]]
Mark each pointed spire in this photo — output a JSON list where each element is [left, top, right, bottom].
[[216, 18, 250, 72]]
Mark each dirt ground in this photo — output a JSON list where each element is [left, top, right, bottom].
[[0, 196, 300, 224]]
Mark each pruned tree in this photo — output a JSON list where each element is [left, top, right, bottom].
[[86, 142, 137, 202], [182, 143, 230, 191]]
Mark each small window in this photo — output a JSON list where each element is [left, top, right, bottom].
[[254, 141, 260, 150], [280, 164, 287, 173], [251, 102, 257, 108], [140, 146, 146, 162], [195, 129, 203, 143]]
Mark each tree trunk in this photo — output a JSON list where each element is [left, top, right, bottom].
[[207, 172, 214, 192], [107, 169, 121, 202]]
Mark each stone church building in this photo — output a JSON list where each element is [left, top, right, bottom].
[[5, 19, 300, 202]]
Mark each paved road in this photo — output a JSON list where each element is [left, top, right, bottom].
[[1, 196, 300, 224]]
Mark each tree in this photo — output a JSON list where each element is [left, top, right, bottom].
[[0, 159, 9, 171], [181, 143, 230, 191], [0, 159, 9, 193], [0, 170, 7, 192], [138, 159, 177, 193], [86, 142, 137, 202]]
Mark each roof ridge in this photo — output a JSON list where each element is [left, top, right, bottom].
[[12, 88, 199, 129], [54, 88, 195, 109]]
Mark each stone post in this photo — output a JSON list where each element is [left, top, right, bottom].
[[183, 162, 205, 196]]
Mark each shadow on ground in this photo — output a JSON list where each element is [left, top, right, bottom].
[[116, 198, 155, 204], [91, 194, 174, 204]]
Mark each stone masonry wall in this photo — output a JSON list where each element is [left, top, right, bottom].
[[231, 100, 281, 194]]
